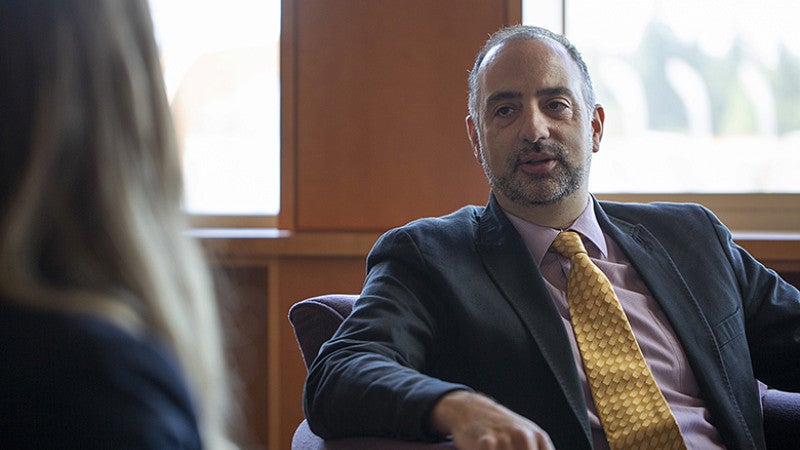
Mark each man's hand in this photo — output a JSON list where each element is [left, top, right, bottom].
[[430, 390, 555, 450]]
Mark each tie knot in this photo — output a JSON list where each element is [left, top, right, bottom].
[[551, 231, 587, 259]]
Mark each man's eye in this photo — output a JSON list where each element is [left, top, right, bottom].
[[496, 106, 514, 117], [546, 101, 569, 111]]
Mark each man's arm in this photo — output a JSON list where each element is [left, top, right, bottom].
[[304, 219, 567, 445], [707, 208, 800, 391], [303, 228, 472, 440]]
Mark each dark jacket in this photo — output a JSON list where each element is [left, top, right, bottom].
[[305, 195, 800, 449]]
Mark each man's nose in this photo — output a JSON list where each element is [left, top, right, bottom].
[[519, 107, 550, 144]]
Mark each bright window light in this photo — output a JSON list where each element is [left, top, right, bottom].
[[524, 0, 800, 193], [149, 0, 281, 215]]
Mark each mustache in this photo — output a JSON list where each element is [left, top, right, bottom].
[[514, 140, 567, 163]]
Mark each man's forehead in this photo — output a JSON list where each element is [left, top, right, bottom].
[[479, 37, 567, 72], [476, 38, 582, 101]]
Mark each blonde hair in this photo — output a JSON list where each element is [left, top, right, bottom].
[[0, 1, 234, 447]]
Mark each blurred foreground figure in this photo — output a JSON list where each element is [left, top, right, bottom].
[[0, 1, 236, 448]]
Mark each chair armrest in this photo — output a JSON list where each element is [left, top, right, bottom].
[[288, 295, 358, 368], [763, 388, 800, 450], [293, 420, 455, 450]]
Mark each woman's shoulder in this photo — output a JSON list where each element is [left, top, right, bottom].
[[0, 299, 202, 449], [0, 298, 182, 384]]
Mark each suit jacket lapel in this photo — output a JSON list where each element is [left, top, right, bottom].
[[593, 201, 740, 423], [476, 196, 592, 444], [593, 201, 718, 359]]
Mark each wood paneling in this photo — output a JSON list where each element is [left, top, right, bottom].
[[212, 266, 270, 449], [599, 194, 800, 232], [271, 257, 367, 450], [284, 0, 517, 231], [200, 231, 376, 450], [208, 255, 368, 450]]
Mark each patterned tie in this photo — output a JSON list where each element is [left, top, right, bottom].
[[551, 231, 686, 450]]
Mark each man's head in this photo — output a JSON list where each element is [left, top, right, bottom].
[[466, 25, 604, 224]]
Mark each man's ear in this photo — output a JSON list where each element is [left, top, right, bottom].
[[591, 104, 605, 154], [466, 115, 482, 163]]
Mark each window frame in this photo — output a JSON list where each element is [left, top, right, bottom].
[[189, 214, 278, 229]]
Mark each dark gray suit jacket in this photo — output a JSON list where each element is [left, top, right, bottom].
[[305, 195, 800, 449]]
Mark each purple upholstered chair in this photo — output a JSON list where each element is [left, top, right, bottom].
[[763, 388, 800, 450], [289, 294, 800, 450], [288, 294, 455, 449]]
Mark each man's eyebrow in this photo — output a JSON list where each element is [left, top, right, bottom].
[[485, 91, 522, 107], [484, 86, 576, 107], [536, 86, 575, 99]]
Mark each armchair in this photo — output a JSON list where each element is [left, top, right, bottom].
[[289, 294, 454, 449]]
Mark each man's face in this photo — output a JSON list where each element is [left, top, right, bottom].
[[467, 38, 603, 209]]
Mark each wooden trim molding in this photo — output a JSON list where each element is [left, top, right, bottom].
[[733, 231, 800, 272], [597, 193, 800, 232], [193, 229, 382, 264]]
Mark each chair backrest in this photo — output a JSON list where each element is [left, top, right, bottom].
[[288, 294, 358, 368]]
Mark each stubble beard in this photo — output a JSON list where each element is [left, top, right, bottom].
[[481, 140, 589, 207]]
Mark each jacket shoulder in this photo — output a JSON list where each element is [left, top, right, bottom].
[[599, 200, 715, 225], [385, 205, 483, 241]]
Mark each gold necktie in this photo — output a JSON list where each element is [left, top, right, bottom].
[[551, 231, 686, 450]]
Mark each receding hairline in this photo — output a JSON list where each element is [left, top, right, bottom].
[[468, 25, 596, 120], [478, 33, 570, 72]]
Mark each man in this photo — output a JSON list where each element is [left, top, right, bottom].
[[303, 25, 800, 450]]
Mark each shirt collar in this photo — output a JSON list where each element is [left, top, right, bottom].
[[504, 197, 608, 266]]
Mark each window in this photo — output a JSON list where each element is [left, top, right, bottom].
[[523, 0, 800, 195], [149, 0, 281, 219]]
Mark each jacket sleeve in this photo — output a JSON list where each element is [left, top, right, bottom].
[[303, 228, 470, 441], [712, 212, 800, 391]]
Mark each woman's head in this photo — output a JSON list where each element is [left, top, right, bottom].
[[0, 0, 180, 297], [0, 1, 234, 447]]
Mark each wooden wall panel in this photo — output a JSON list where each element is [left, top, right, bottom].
[[287, 0, 515, 231], [198, 231, 378, 450], [207, 254, 367, 450], [211, 265, 271, 449], [271, 257, 367, 450]]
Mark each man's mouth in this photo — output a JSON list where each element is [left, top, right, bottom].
[[518, 155, 558, 175]]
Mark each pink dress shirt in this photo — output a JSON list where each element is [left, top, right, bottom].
[[505, 200, 726, 449]]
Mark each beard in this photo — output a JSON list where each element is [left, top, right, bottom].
[[481, 140, 590, 206]]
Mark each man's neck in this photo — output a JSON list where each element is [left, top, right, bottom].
[[495, 191, 590, 230]]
